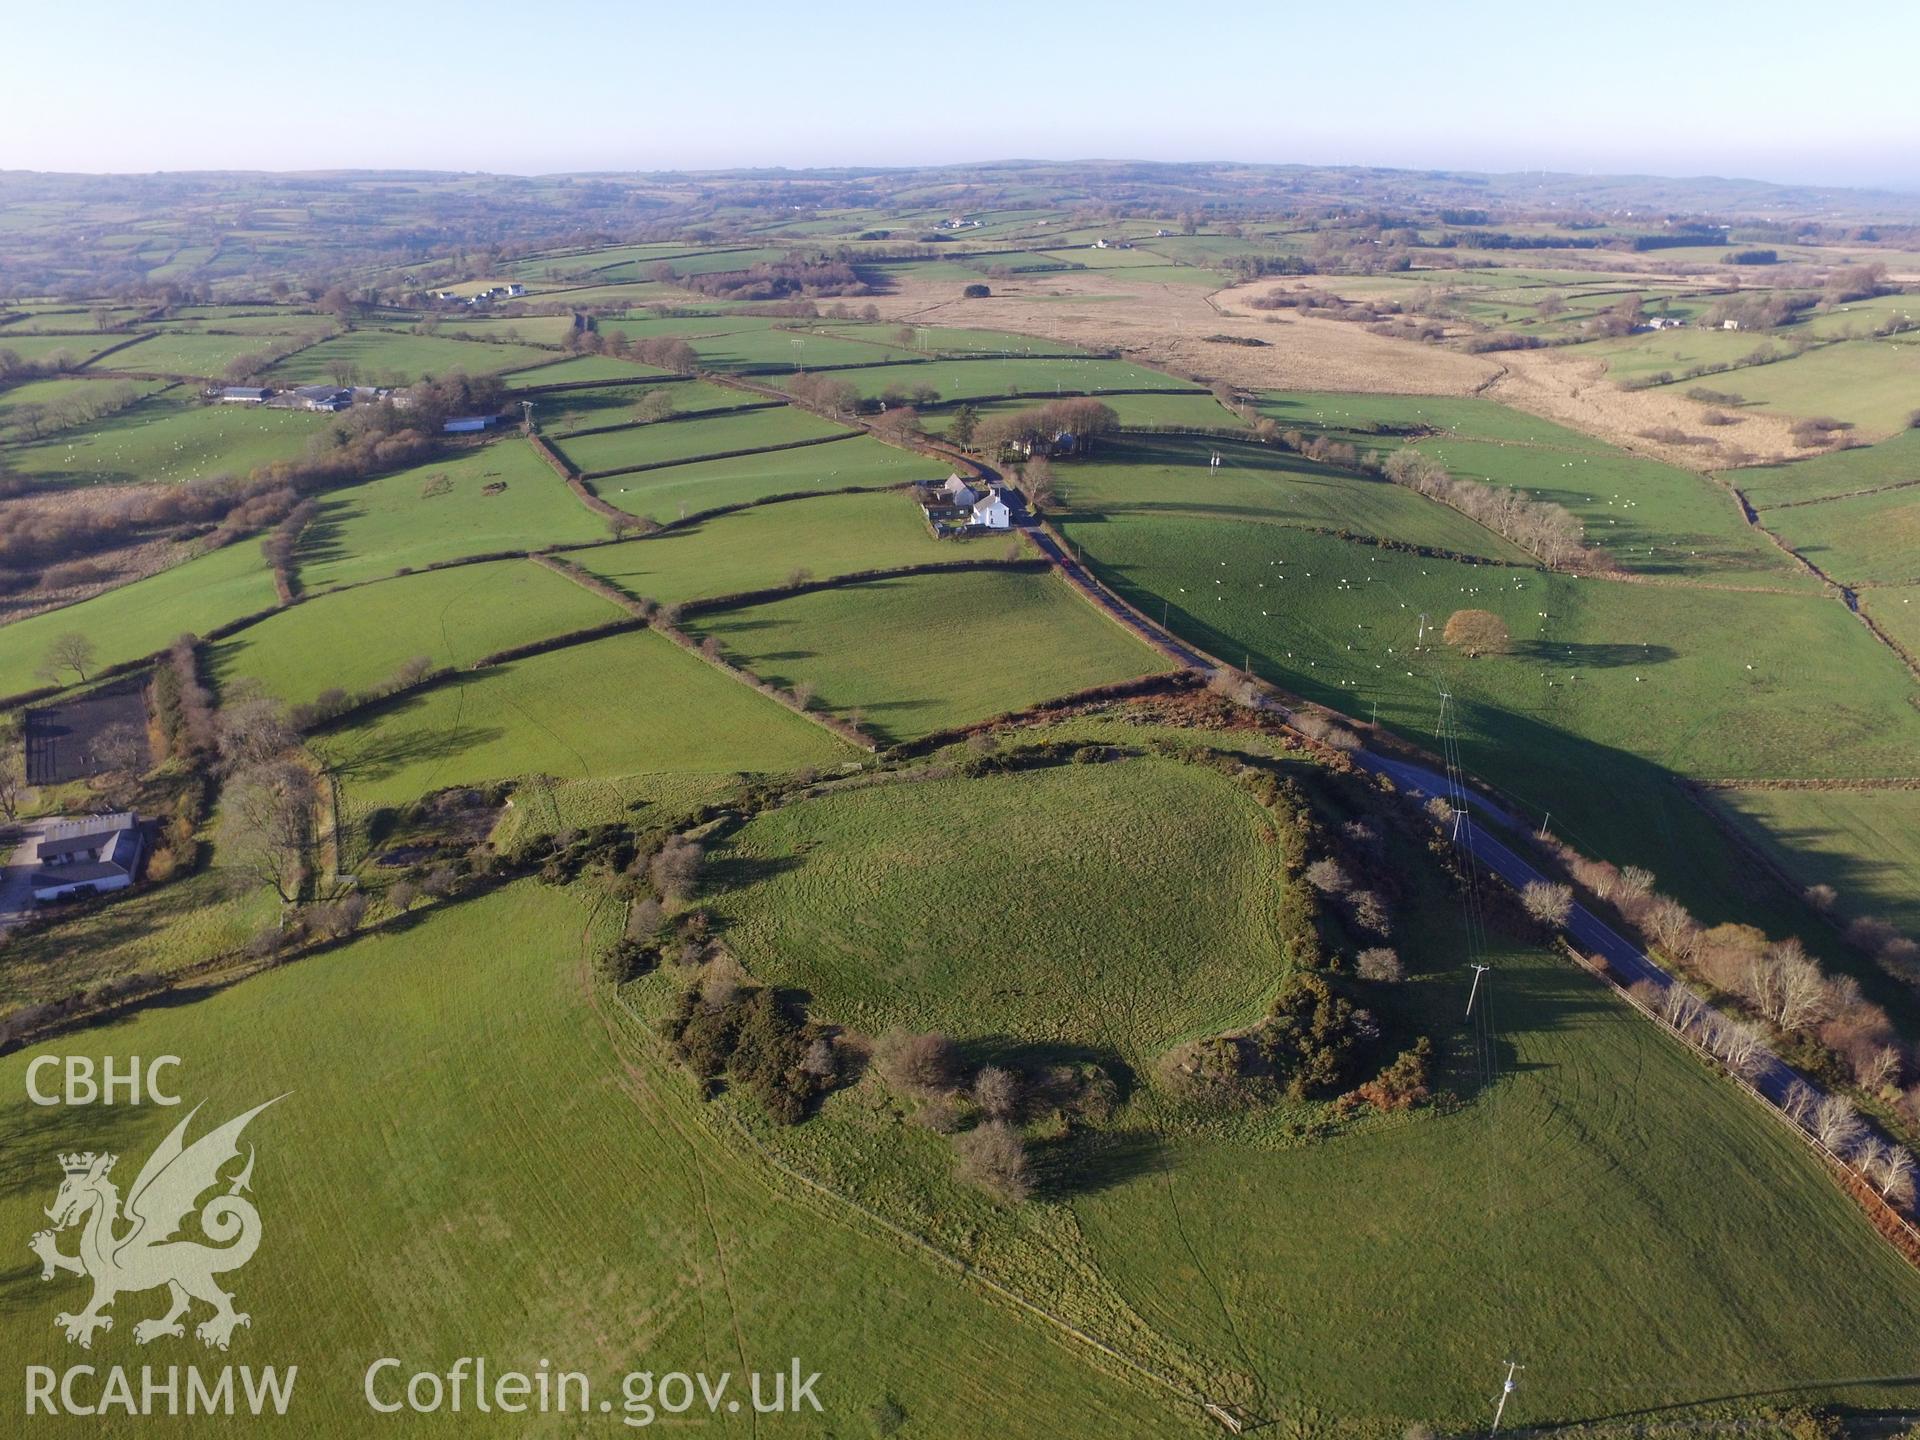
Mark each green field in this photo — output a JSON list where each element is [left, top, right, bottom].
[[0, 882, 1176, 1439], [689, 746, 1920, 1427], [212, 560, 623, 705], [575, 490, 986, 604], [593, 434, 939, 521], [1757, 481, 1920, 585], [1705, 336, 1920, 437], [0, 541, 277, 696], [104, 329, 330, 378], [1733, 429, 1920, 507], [687, 327, 922, 372], [320, 627, 850, 814], [1055, 509, 1920, 966], [1711, 786, 1920, 935], [548, 379, 765, 430], [0, 375, 168, 434], [840, 324, 1094, 357], [0, 332, 129, 366], [777, 356, 1204, 405], [266, 331, 553, 385], [297, 439, 610, 589], [551, 406, 853, 475], [1255, 390, 1619, 451], [944, 389, 1244, 433], [502, 353, 667, 386], [1410, 436, 1816, 588], [1057, 435, 1532, 561], [1861, 586, 1920, 661], [683, 568, 1170, 742], [1, 395, 330, 486], [712, 758, 1289, 1063]]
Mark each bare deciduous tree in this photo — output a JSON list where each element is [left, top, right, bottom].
[[1521, 880, 1573, 928], [952, 1120, 1032, 1204], [872, 1029, 960, 1096], [1813, 1093, 1866, 1155], [218, 760, 316, 904], [1618, 865, 1656, 901], [648, 835, 703, 903], [973, 1066, 1021, 1120], [1442, 609, 1510, 657], [1357, 947, 1404, 982], [41, 631, 96, 684]]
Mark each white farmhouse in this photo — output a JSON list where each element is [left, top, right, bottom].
[[972, 489, 1011, 529]]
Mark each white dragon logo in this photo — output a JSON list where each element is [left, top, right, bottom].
[[28, 1097, 283, 1350]]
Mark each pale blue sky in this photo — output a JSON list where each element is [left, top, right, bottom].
[[7, 0, 1917, 189]]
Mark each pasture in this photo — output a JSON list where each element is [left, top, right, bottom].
[[778, 356, 1204, 405], [296, 438, 609, 589], [592, 433, 937, 520], [574, 490, 984, 605], [695, 746, 1920, 1429], [266, 330, 552, 385], [549, 406, 853, 476], [1861, 587, 1920, 661], [1757, 481, 1920, 585], [100, 329, 329, 378], [501, 353, 666, 386], [1056, 434, 1532, 561], [1256, 390, 1618, 451], [682, 568, 1170, 743], [0, 882, 1175, 1439], [1733, 429, 1920, 507], [0, 375, 168, 433], [711, 758, 1291, 1064], [685, 327, 921, 372], [546, 379, 766, 430], [320, 627, 850, 815], [1, 395, 329, 486], [1054, 510, 1920, 940], [1704, 337, 1920, 437], [0, 541, 277, 697], [1409, 436, 1816, 588], [212, 560, 624, 705], [1710, 786, 1920, 935]]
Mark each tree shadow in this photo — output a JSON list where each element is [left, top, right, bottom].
[[1511, 640, 1677, 668], [1028, 1128, 1164, 1201]]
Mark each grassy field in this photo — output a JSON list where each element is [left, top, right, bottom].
[[102, 329, 329, 377], [926, 390, 1244, 434], [266, 331, 553, 385], [1703, 336, 1920, 437], [297, 438, 609, 589], [1710, 786, 1920, 934], [1056, 435, 1533, 561], [501, 353, 666, 386], [1054, 509, 1920, 963], [687, 327, 922, 372], [549, 379, 765, 429], [838, 324, 1094, 357], [1861, 586, 1920, 661], [574, 490, 993, 604], [320, 627, 850, 815], [1409, 436, 1817, 589], [711, 759, 1290, 1064], [776, 356, 1204, 405], [0, 541, 277, 696], [1758, 482, 1920, 586], [1256, 390, 1619, 451], [1, 395, 330, 486], [689, 746, 1920, 1429], [212, 560, 624, 705], [683, 568, 1170, 743], [593, 434, 939, 520], [0, 332, 129, 366], [1733, 429, 1920, 507], [550, 406, 852, 475], [0, 375, 168, 434], [0, 882, 1182, 1438]]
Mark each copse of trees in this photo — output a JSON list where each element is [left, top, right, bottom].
[[1442, 609, 1511, 657], [975, 398, 1120, 458], [1383, 448, 1606, 571]]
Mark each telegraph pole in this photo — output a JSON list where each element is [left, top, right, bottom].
[[1536, 812, 1551, 840], [1489, 1360, 1524, 1436], [1465, 963, 1491, 1019]]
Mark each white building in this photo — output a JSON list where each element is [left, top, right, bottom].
[[972, 490, 1011, 530], [31, 813, 144, 903], [941, 473, 980, 508], [218, 386, 272, 404]]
